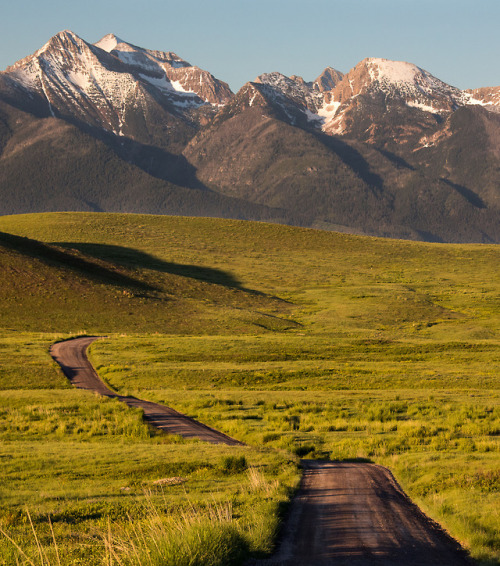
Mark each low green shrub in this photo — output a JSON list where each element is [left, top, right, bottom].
[[219, 455, 248, 475], [294, 444, 316, 457]]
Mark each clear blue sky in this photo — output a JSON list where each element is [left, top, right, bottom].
[[1, 0, 498, 91]]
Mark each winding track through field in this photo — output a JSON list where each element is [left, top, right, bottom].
[[51, 337, 472, 565], [50, 336, 243, 445]]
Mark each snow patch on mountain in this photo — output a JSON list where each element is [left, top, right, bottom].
[[67, 70, 92, 92], [406, 100, 441, 113], [170, 79, 197, 95], [139, 72, 201, 102], [115, 50, 156, 69], [463, 91, 500, 112], [139, 73, 173, 91], [466, 97, 491, 107], [465, 86, 500, 111], [304, 108, 323, 123], [318, 101, 341, 121], [95, 33, 122, 52], [367, 58, 421, 84], [7, 67, 36, 90]]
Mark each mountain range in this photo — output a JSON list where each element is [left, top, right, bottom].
[[1, 30, 499, 242]]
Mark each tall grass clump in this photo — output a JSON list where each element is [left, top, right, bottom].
[[104, 499, 248, 566], [240, 466, 298, 557], [1, 504, 248, 566], [0, 510, 62, 566]]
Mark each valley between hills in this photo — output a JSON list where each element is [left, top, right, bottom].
[[0, 212, 498, 565]]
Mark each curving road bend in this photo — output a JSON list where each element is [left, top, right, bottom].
[[251, 460, 472, 566], [50, 336, 243, 446]]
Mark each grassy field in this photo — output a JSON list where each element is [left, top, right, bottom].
[[0, 212, 498, 565]]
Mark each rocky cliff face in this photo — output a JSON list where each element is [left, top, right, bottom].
[[254, 72, 324, 113], [313, 67, 344, 92]]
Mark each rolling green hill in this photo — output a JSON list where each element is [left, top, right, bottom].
[[0, 212, 498, 565], [1, 211, 498, 333], [0, 223, 294, 335]]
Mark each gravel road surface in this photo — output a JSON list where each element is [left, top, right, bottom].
[[251, 459, 472, 566]]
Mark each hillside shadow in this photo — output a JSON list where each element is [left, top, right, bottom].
[[2, 232, 258, 296], [415, 229, 444, 243], [0, 231, 158, 293], [376, 148, 415, 170], [441, 178, 486, 209], [105, 134, 209, 191], [55, 242, 253, 292], [311, 131, 385, 192], [0, 90, 209, 191]]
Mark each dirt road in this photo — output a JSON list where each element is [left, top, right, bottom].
[[51, 338, 472, 565], [50, 336, 243, 446], [252, 459, 472, 566]]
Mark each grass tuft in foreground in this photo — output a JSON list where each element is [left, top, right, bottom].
[[104, 500, 248, 566], [1, 467, 295, 566]]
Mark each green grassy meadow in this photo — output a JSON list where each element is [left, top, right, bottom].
[[0, 212, 498, 565]]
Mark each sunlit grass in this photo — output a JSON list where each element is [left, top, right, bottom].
[[0, 212, 498, 564]]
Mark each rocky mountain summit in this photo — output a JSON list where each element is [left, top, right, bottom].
[[1, 30, 231, 141], [94, 33, 233, 106], [466, 86, 500, 110], [242, 57, 499, 142], [1, 31, 499, 243]]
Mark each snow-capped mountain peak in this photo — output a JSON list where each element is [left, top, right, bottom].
[[37, 30, 86, 54], [93, 33, 232, 105], [317, 57, 483, 136], [363, 57, 468, 107], [1, 30, 234, 138], [3, 32, 499, 151], [94, 33, 124, 53], [332, 57, 464, 104], [94, 34, 190, 72], [366, 58, 424, 84]]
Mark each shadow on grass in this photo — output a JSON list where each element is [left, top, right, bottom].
[[0, 231, 158, 293], [1, 231, 259, 298], [55, 242, 262, 294], [334, 457, 374, 464]]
